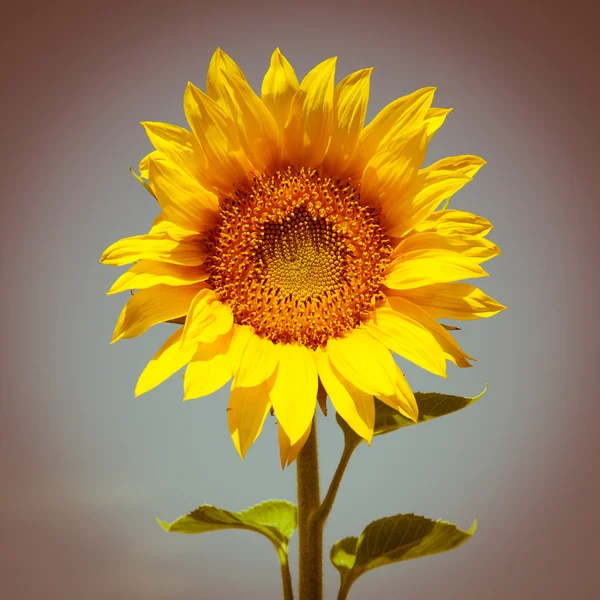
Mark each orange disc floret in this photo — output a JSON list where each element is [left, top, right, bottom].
[[205, 167, 392, 348]]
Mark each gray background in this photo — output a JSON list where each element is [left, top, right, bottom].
[[2, 0, 598, 598]]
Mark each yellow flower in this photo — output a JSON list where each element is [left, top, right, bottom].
[[101, 48, 505, 465]]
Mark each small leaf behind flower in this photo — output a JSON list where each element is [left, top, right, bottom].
[[331, 514, 476, 596], [373, 382, 488, 436], [157, 499, 297, 551]]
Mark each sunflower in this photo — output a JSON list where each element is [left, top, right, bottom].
[[101, 48, 504, 465]]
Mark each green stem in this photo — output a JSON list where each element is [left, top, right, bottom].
[[277, 547, 294, 600], [313, 434, 360, 526], [336, 578, 353, 600], [296, 415, 322, 600]]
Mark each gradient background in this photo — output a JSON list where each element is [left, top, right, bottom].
[[2, 0, 598, 598]]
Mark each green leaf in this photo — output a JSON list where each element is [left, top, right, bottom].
[[331, 514, 476, 596], [157, 499, 297, 551], [330, 536, 359, 575], [374, 382, 488, 436]]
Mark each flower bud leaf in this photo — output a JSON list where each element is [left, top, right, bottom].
[[374, 382, 488, 436]]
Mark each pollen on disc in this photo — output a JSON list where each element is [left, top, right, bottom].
[[205, 167, 391, 348]]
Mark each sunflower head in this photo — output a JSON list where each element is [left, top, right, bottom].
[[206, 166, 392, 349], [101, 48, 505, 466]]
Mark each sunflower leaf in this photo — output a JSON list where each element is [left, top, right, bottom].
[[330, 536, 359, 575], [157, 499, 297, 551], [331, 514, 476, 596], [373, 382, 488, 436]]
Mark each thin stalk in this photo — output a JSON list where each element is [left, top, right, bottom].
[[336, 578, 353, 600], [312, 435, 360, 526], [296, 415, 322, 600], [277, 547, 294, 600]]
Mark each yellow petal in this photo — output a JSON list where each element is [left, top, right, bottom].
[[101, 234, 207, 267], [377, 367, 419, 422], [366, 307, 447, 377], [385, 249, 488, 290], [424, 107, 452, 139], [390, 231, 501, 264], [226, 324, 253, 366], [315, 347, 374, 442], [327, 329, 397, 397], [269, 344, 318, 445], [415, 209, 493, 237], [386, 155, 486, 236], [261, 48, 300, 134], [284, 57, 336, 167], [130, 158, 156, 199], [229, 326, 279, 389], [111, 284, 202, 342], [148, 213, 197, 240], [426, 154, 487, 178], [184, 330, 234, 400], [452, 238, 501, 264], [228, 377, 274, 458], [395, 283, 506, 320], [149, 158, 218, 232], [206, 48, 248, 106], [182, 289, 234, 346], [278, 421, 312, 469], [107, 260, 208, 295], [205, 48, 280, 171], [323, 68, 372, 174], [385, 296, 473, 368], [135, 327, 196, 397], [141, 121, 204, 175], [183, 82, 253, 193], [361, 124, 428, 209], [382, 172, 470, 237], [219, 69, 281, 171], [142, 121, 193, 147], [345, 87, 435, 178], [139, 152, 153, 179]]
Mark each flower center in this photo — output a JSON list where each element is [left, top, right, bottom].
[[205, 167, 391, 348], [258, 207, 344, 300]]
